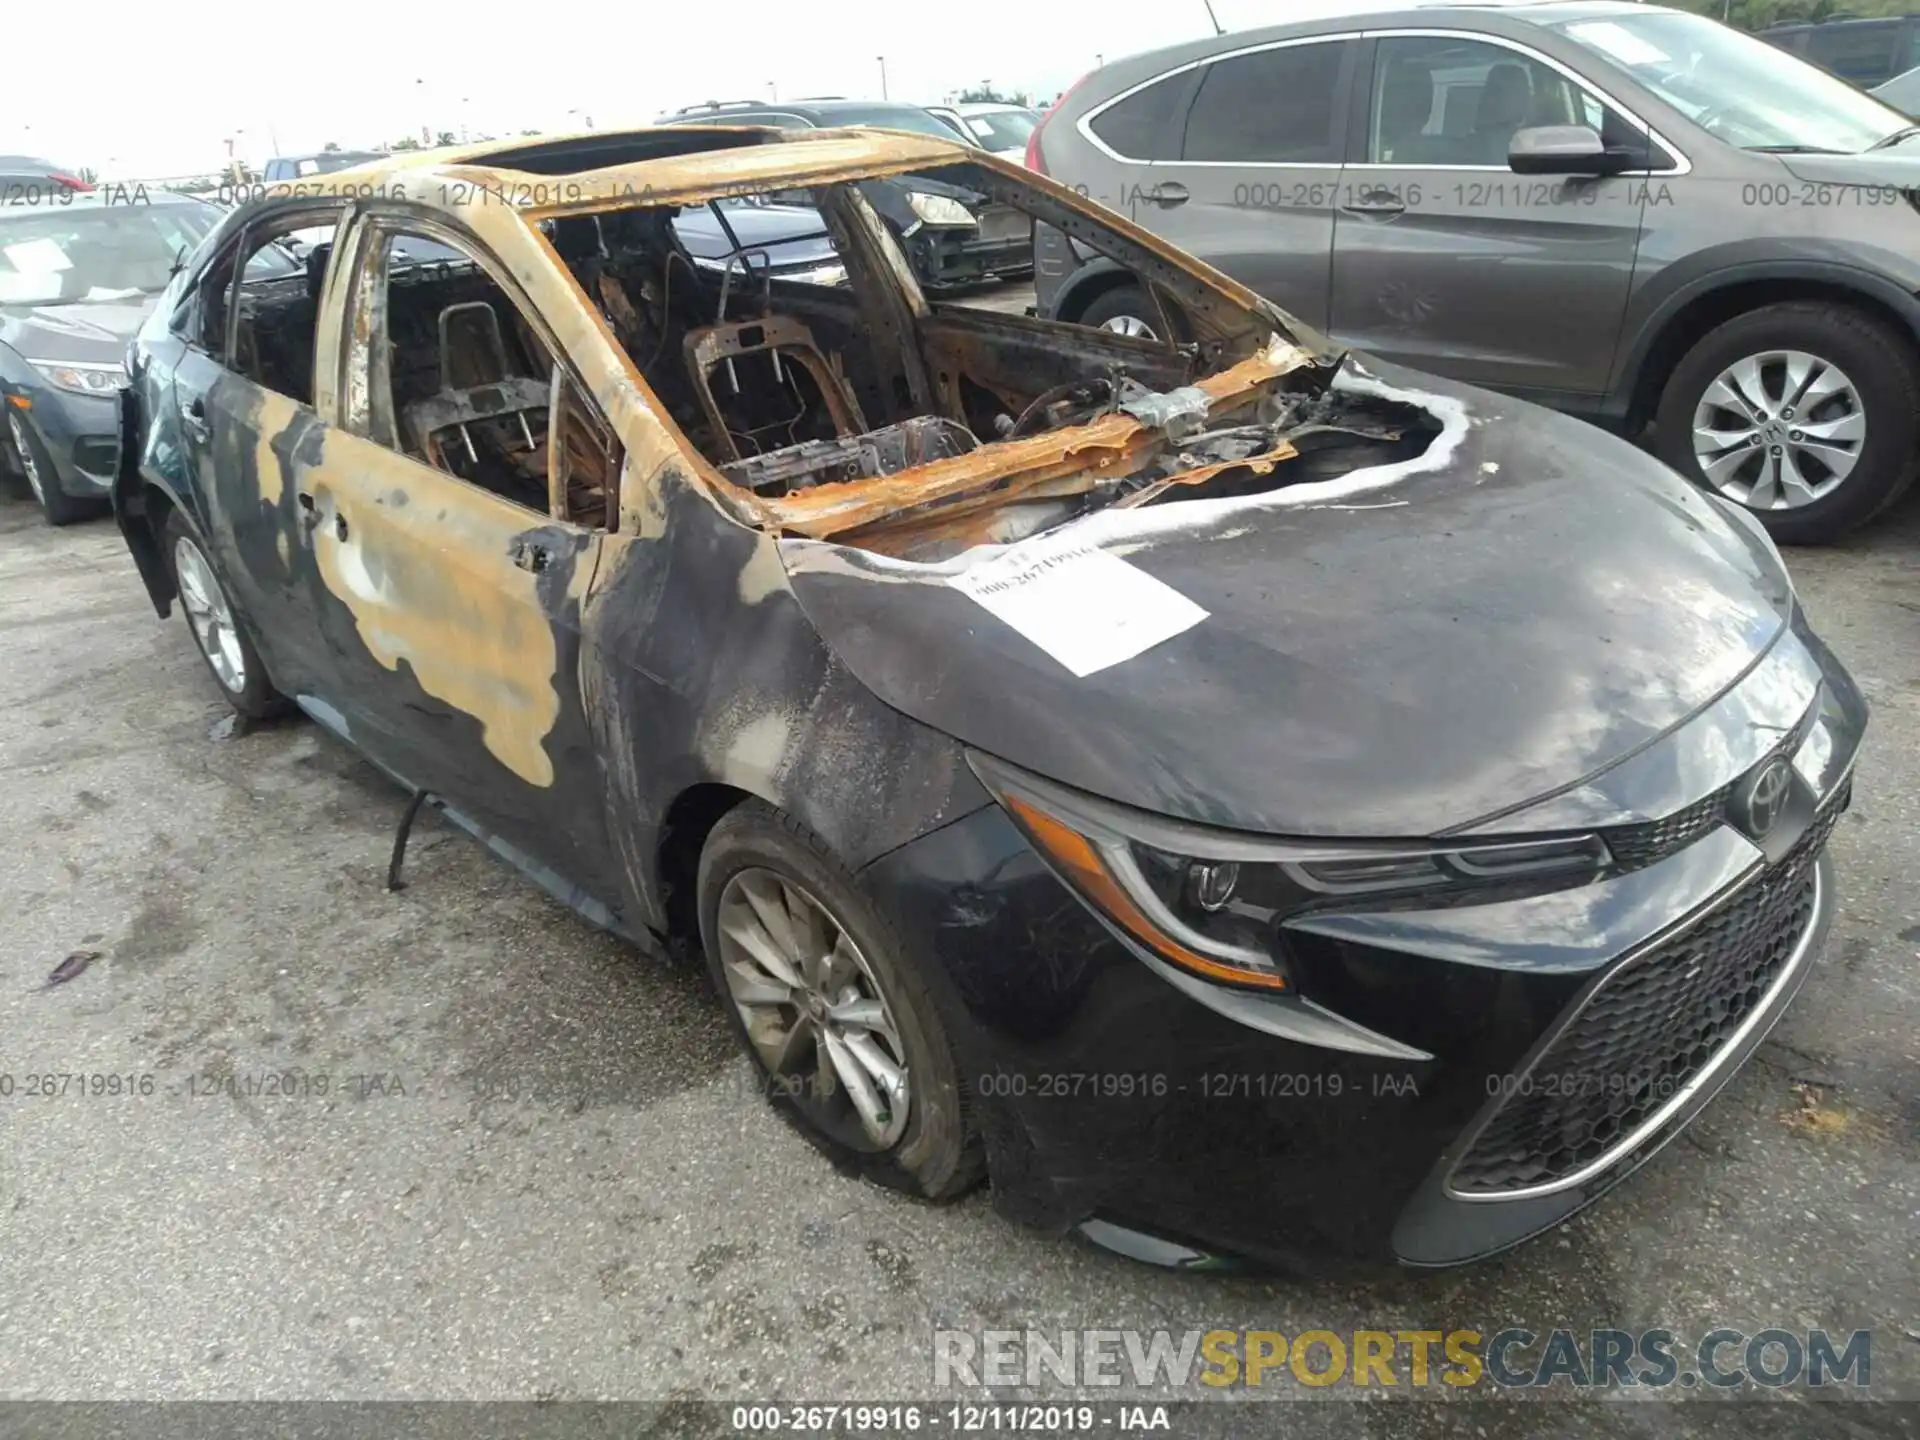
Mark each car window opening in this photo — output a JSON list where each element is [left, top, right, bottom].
[[536, 165, 1443, 561]]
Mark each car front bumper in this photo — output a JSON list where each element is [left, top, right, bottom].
[[906, 206, 1034, 288], [6, 383, 120, 497], [859, 621, 1864, 1274]]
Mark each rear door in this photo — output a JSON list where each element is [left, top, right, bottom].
[[1126, 36, 1358, 330], [1327, 31, 1653, 402], [168, 204, 350, 700], [308, 210, 627, 910]]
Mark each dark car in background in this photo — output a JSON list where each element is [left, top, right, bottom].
[[657, 100, 1033, 288], [1762, 13, 1920, 86], [0, 155, 94, 202], [1, 190, 299, 524], [1032, 1, 1920, 542], [673, 196, 847, 286]]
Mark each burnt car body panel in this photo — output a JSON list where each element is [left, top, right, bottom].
[[114, 125, 1864, 1270]]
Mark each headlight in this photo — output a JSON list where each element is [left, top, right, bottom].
[[905, 191, 977, 227], [969, 752, 1610, 993], [31, 360, 127, 396], [782, 262, 849, 286]]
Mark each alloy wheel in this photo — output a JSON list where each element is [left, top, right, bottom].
[[8, 412, 46, 505], [1690, 349, 1865, 511], [172, 536, 248, 694], [715, 866, 911, 1151], [1099, 314, 1158, 341]]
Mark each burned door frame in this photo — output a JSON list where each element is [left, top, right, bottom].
[[302, 201, 633, 921], [170, 199, 354, 702]]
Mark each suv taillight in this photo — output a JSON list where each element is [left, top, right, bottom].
[[1026, 69, 1094, 175], [48, 172, 94, 193]]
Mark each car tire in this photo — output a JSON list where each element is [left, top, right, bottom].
[[696, 799, 985, 1200], [7, 410, 100, 527], [162, 509, 292, 720], [1079, 284, 1174, 342], [1655, 301, 1920, 544]]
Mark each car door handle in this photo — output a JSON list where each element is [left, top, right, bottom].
[[1145, 182, 1189, 208], [511, 539, 552, 574], [180, 396, 209, 441], [1339, 200, 1406, 220]]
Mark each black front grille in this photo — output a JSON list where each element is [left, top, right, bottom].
[[1601, 783, 1734, 869], [1451, 788, 1847, 1197]]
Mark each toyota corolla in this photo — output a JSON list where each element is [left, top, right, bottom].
[[109, 127, 1863, 1272]]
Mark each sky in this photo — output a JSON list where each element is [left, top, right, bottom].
[[4, 0, 1315, 178]]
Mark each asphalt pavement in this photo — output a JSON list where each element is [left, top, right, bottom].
[[0, 470, 1914, 1434]]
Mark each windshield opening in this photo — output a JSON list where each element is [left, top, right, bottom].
[[0, 201, 236, 306], [1549, 10, 1910, 153]]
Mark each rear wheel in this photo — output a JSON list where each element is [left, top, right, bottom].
[[163, 509, 291, 720], [1655, 302, 1920, 543], [697, 800, 983, 1199]]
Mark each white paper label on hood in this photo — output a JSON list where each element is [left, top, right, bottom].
[[948, 535, 1207, 677], [4, 238, 73, 274]]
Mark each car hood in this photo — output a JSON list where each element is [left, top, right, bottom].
[[1778, 148, 1920, 187], [780, 356, 1797, 838], [0, 296, 154, 364], [673, 203, 839, 270]]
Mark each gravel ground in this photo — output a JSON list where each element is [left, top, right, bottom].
[[0, 471, 1914, 1435]]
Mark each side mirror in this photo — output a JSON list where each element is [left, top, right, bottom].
[[1508, 125, 1631, 176]]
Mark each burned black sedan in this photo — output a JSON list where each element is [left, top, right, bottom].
[[110, 126, 1863, 1272]]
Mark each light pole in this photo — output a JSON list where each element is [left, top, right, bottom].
[[877, 55, 889, 100]]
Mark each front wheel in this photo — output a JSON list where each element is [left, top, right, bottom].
[[7, 410, 100, 526], [697, 800, 984, 1199], [163, 510, 291, 720], [1655, 302, 1920, 543]]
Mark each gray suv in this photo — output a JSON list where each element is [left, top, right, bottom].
[[1032, 1, 1920, 541]]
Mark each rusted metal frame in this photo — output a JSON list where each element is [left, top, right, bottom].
[[756, 346, 1309, 539], [341, 204, 615, 524], [514, 132, 967, 221], [223, 199, 350, 375], [820, 184, 939, 417], [683, 316, 868, 463]]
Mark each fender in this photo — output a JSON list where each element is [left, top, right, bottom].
[[1609, 240, 1920, 422]]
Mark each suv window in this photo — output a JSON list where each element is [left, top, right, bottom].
[[1806, 19, 1903, 84], [1369, 37, 1600, 167], [1183, 42, 1346, 163], [1088, 72, 1191, 161]]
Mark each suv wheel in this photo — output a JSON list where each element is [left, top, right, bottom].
[[1080, 285, 1163, 341], [1655, 302, 1920, 543], [696, 800, 984, 1200], [164, 509, 292, 719]]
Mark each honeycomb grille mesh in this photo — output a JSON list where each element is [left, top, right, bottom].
[[1451, 789, 1846, 1197], [1601, 783, 1735, 869]]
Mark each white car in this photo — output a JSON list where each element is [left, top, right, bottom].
[[925, 103, 1042, 163]]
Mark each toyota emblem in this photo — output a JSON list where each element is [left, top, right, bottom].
[[1735, 758, 1794, 841]]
